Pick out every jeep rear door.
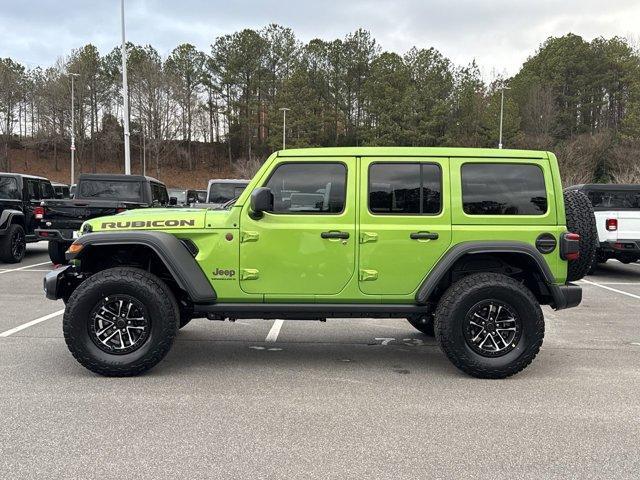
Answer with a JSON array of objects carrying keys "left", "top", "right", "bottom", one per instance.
[
  {"left": 358, "top": 157, "right": 452, "bottom": 295},
  {"left": 239, "top": 157, "right": 356, "bottom": 296}
]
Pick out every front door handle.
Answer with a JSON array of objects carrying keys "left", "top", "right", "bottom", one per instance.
[
  {"left": 410, "top": 232, "right": 439, "bottom": 240},
  {"left": 321, "top": 231, "right": 350, "bottom": 240}
]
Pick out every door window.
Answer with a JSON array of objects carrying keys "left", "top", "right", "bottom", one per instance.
[
  {"left": 40, "top": 181, "right": 55, "bottom": 199},
  {"left": 264, "top": 163, "right": 347, "bottom": 214},
  {"left": 25, "top": 179, "right": 40, "bottom": 200},
  {"left": 369, "top": 163, "right": 441, "bottom": 215}
]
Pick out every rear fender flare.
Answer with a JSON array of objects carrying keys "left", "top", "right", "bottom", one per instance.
[
  {"left": 415, "top": 241, "right": 557, "bottom": 305},
  {"left": 71, "top": 231, "right": 216, "bottom": 303},
  {"left": 0, "top": 210, "right": 25, "bottom": 231}
]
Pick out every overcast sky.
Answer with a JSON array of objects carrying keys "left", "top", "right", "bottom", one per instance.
[{"left": 2, "top": 0, "right": 639, "bottom": 77}]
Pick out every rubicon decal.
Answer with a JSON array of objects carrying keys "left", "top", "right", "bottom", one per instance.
[{"left": 100, "top": 219, "right": 196, "bottom": 229}]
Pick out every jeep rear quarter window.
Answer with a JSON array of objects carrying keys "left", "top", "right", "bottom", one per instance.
[
  {"left": 265, "top": 163, "right": 346, "bottom": 213},
  {"left": 461, "top": 163, "right": 547, "bottom": 215},
  {"left": 0, "top": 177, "right": 19, "bottom": 200},
  {"left": 369, "top": 163, "right": 441, "bottom": 214}
]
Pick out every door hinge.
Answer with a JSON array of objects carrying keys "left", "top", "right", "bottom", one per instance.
[
  {"left": 240, "top": 269, "right": 259, "bottom": 280},
  {"left": 241, "top": 231, "right": 259, "bottom": 243},
  {"left": 360, "top": 232, "right": 378, "bottom": 244},
  {"left": 359, "top": 269, "right": 378, "bottom": 281}
]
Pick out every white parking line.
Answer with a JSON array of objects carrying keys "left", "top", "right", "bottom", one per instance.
[
  {"left": 581, "top": 279, "right": 640, "bottom": 300},
  {"left": 0, "top": 309, "right": 65, "bottom": 337},
  {"left": 265, "top": 319, "right": 284, "bottom": 342},
  {"left": 0, "top": 261, "right": 51, "bottom": 275}
]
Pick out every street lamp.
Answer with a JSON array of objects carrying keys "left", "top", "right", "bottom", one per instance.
[
  {"left": 498, "top": 85, "right": 511, "bottom": 149},
  {"left": 69, "top": 73, "right": 80, "bottom": 185},
  {"left": 279, "top": 107, "right": 290, "bottom": 150},
  {"left": 121, "top": 0, "right": 131, "bottom": 174}
]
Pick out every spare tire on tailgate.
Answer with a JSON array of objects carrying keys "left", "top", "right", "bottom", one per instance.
[{"left": 563, "top": 190, "right": 597, "bottom": 281}]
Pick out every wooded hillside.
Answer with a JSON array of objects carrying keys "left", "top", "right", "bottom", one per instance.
[{"left": 1, "top": 26, "right": 639, "bottom": 187}]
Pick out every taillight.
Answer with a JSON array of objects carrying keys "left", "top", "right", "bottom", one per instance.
[
  {"left": 561, "top": 232, "right": 580, "bottom": 261},
  {"left": 34, "top": 206, "right": 45, "bottom": 220},
  {"left": 606, "top": 218, "right": 618, "bottom": 231}
]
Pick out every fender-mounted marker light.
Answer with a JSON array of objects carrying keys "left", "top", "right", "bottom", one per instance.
[{"left": 67, "top": 243, "right": 84, "bottom": 255}]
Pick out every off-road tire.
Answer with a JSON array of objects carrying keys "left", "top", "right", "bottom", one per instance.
[
  {"left": 63, "top": 267, "right": 179, "bottom": 376},
  {"left": 434, "top": 273, "right": 545, "bottom": 379},
  {"left": 48, "top": 240, "right": 70, "bottom": 265},
  {"left": 407, "top": 314, "right": 435, "bottom": 337},
  {"left": 564, "top": 190, "right": 597, "bottom": 281},
  {"left": 0, "top": 224, "right": 26, "bottom": 263}
]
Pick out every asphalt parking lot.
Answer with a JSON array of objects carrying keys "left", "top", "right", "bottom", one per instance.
[{"left": 1, "top": 243, "right": 639, "bottom": 479}]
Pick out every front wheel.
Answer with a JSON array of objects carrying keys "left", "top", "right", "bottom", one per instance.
[
  {"left": 434, "top": 273, "right": 544, "bottom": 379},
  {"left": 63, "top": 267, "right": 179, "bottom": 376}
]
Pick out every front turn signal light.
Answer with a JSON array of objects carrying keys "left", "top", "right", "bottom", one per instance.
[{"left": 67, "top": 243, "right": 84, "bottom": 255}]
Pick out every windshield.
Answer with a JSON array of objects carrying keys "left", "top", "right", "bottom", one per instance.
[
  {"left": 587, "top": 190, "right": 640, "bottom": 210},
  {"left": 208, "top": 183, "right": 247, "bottom": 203},
  {"left": 78, "top": 180, "right": 142, "bottom": 201}
]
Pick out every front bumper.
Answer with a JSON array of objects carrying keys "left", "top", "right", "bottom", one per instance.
[
  {"left": 43, "top": 265, "right": 72, "bottom": 300},
  {"left": 550, "top": 283, "right": 582, "bottom": 310}
]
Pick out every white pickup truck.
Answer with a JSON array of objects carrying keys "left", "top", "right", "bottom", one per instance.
[{"left": 567, "top": 184, "right": 640, "bottom": 269}]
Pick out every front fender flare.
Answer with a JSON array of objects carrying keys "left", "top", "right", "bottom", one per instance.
[{"left": 71, "top": 231, "right": 217, "bottom": 303}]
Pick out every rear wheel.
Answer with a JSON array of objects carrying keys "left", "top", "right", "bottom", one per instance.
[
  {"left": 434, "top": 273, "right": 544, "bottom": 379},
  {"left": 48, "top": 241, "right": 70, "bottom": 265},
  {"left": 564, "top": 190, "right": 597, "bottom": 281},
  {"left": 63, "top": 267, "right": 179, "bottom": 376},
  {"left": 0, "top": 224, "right": 26, "bottom": 263}
]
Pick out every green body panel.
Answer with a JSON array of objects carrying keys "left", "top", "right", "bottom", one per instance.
[{"left": 81, "top": 147, "right": 570, "bottom": 303}]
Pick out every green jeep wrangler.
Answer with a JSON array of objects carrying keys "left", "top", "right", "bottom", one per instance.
[{"left": 44, "top": 147, "right": 596, "bottom": 378}]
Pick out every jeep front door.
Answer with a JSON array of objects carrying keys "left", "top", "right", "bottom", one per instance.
[
  {"left": 239, "top": 158, "right": 356, "bottom": 297},
  {"left": 358, "top": 158, "right": 452, "bottom": 295}
]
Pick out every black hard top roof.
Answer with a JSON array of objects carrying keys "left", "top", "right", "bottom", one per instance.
[
  {"left": 568, "top": 183, "right": 640, "bottom": 192},
  {"left": 0, "top": 172, "right": 50, "bottom": 181},
  {"left": 78, "top": 173, "right": 163, "bottom": 184}
]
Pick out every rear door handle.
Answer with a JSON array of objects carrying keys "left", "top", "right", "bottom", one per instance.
[
  {"left": 321, "top": 231, "right": 350, "bottom": 239},
  {"left": 410, "top": 232, "right": 439, "bottom": 240}
]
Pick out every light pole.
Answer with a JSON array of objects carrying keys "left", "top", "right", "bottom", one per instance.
[
  {"left": 498, "top": 85, "right": 511, "bottom": 149},
  {"left": 121, "top": 0, "right": 131, "bottom": 174},
  {"left": 69, "top": 73, "right": 80, "bottom": 185},
  {"left": 279, "top": 107, "right": 290, "bottom": 150}
]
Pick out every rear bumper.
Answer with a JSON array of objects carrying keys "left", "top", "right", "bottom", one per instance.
[
  {"left": 35, "top": 229, "right": 75, "bottom": 242},
  {"left": 549, "top": 283, "right": 582, "bottom": 310},
  {"left": 600, "top": 240, "right": 640, "bottom": 254}
]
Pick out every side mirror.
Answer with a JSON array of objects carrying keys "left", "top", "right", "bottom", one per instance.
[
  {"left": 249, "top": 187, "right": 274, "bottom": 219},
  {"left": 169, "top": 196, "right": 178, "bottom": 206}
]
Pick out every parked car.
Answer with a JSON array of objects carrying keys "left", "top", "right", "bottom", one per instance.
[
  {"left": 206, "top": 179, "right": 249, "bottom": 208},
  {"left": 567, "top": 184, "right": 640, "bottom": 268},
  {"left": 36, "top": 173, "right": 170, "bottom": 264},
  {"left": 52, "top": 182, "right": 71, "bottom": 199},
  {"left": 195, "top": 189, "right": 207, "bottom": 204},
  {"left": 0, "top": 173, "right": 55, "bottom": 263},
  {"left": 45, "top": 147, "right": 595, "bottom": 378}
]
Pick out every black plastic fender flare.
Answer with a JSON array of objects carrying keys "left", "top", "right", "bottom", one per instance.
[
  {"left": 415, "top": 241, "right": 557, "bottom": 305},
  {"left": 0, "top": 209, "right": 25, "bottom": 232},
  {"left": 70, "top": 231, "right": 217, "bottom": 303}
]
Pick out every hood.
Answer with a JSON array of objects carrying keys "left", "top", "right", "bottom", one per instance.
[{"left": 81, "top": 207, "right": 209, "bottom": 234}]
